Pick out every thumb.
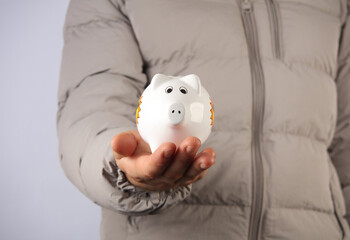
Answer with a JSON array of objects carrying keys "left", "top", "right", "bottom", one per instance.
[{"left": 111, "top": 132, "right": 138, "bottom": 159}]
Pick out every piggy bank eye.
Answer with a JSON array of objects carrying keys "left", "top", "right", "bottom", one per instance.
[
  {"left": 179, "top": 86, "right": 188, "bottom": 94},
  {"left": 165, "top": 86, "right": 173, "bottom": 93}
]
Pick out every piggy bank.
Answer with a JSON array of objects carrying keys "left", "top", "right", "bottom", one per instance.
[{"left": 136, "top": 73, "right": 214, "bottom": 153}]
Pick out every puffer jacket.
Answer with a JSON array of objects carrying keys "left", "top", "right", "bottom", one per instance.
[{"left": 57, "top": 0, "right": 350, "bottom": 239}]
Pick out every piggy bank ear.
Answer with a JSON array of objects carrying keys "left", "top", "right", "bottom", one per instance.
[
  {"left": 150, "top": 73, "right": 169, "bottom": 90},
  {"left": 181, "top": 74, "right": 202, "bottom": 95}
]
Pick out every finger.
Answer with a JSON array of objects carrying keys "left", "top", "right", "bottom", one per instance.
[
  {"left": 182, "top": 148, "right": 216, "bottom": 181},
  {"left": 192, "top": 170, "right": 207, "bottom": 183},
  {"left": 137, "top": 142, "right": 176, "bottom": 180},
  {"left": 177, "top": 170, "right": 208, "bottom": 187},
  {"left": 111, "top": 132, "right": 138, "bottom": 159},
  {"left": 162, "top": 136, "right": 201, "bottom": 182},
  {"left": 117, "top": 142, "right": 176, "bottom": 180}
]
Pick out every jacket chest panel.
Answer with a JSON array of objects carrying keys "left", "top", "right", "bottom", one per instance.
[
  {"left": 251, "top": 0, "right": 343, "bottom": 78},
  {"left": 262, "top": 61, "right": 337, "bottom": 147},
  {"left": 125, "top": 0, "right": 343, "bottom": 77},
  {"left": 125, "top": 0, "right": 342, "bottom": 140},
  {"left": 125, "top": 0, "right": 248, "bottom": 67},
  {"left": 276, "top": 1, "right": 342, "bottom": 78}
]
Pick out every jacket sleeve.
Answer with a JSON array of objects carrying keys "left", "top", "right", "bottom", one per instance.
[
  {"left": 57, "top": 0, "right": 190, "bottom": 216},
  {"left": 328, "top": 0, "right": 350, "bottom": 226}
]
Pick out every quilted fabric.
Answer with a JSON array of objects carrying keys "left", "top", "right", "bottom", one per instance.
[{"left": 57, "top": 0, "right": 350, "bottom": 239}]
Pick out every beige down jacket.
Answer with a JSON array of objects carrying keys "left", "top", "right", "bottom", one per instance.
[{"left": 57, "top": 0, "right": 350, "bottom": 239}]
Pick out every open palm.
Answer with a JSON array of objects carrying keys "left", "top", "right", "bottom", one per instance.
[{"left": 111, "top": 129, "right": 216, "bottom": 191}]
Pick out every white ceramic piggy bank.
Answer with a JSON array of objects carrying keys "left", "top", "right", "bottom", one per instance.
[{"left": 136, "top": 73, "right": 214, "bottom": 153}]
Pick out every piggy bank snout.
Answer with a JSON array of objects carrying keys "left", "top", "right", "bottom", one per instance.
[{"left": 168, "top": 103, "right": 185, "bottom": 125}]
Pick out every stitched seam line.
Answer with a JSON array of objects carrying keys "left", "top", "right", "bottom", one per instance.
[
  {"left": 264, "top": 129, "right": 327, "bottom": 146},
  {"left": 181, "top": 203, "right": 334, "bottom": 215},
  {"left": 279, "top": 1, "right": 341, "bottom": 19},
  {"left": 181, "top": 202, "right": 248, "bottom": 208},
  {"left": 159, "top": 54, "right": 334, "bottom": 80},
  {"left": 269, "top": 206, "right": 334, "bottom": 215},
  {"left": 65, "top": 18, "right": 123, "bottom": 33},
  {"left": 283, "top": 60, "right": 335, "bottom": 79},
  {"left": 253, "top": 55, "right": 334, "bottom": 80},
  {"left": 63, "top": 18, "right": 128, "bottom": 43}
]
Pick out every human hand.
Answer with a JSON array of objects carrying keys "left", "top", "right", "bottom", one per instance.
[{"left": 111, "top": 129, "right": 216, "bottom": 191}]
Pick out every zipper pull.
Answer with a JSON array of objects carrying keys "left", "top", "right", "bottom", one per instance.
[{"left": 242, "top": 0, "right": 252, "bottom": 13}]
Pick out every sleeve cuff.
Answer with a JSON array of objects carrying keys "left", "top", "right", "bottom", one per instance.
[{"left": 112, "top": 168, "right": 191, "bottom": 215}]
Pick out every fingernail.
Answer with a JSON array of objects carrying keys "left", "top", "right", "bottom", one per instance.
[
  {"left": 200, "top": 163, "right": 207, "bottom": 169},
  {"left": 164, "top": 149, "right": 174, "bottom": 159},
  {"left": 186, "top": 146, "right": 194, "bottom": 154}
]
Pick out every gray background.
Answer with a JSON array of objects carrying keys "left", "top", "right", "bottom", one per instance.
[{"left": 0, "top": 0, "right": 101, "bottom": 239}]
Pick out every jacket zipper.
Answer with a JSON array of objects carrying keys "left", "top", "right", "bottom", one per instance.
[
  {"left": 240, "top": 1, "right": 266, "bottom": 240},
  {"left": 265, "top": 0, "right": 282, "bottom": 59}
]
